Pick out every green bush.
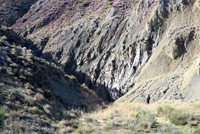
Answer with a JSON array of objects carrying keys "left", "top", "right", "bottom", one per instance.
[
  {"left": 157, "top": 104, "right": 174, "bottom": 117},
  {"left": 13, "top": 7, "right": 19, "bottom": 11},
  {"left": 169, "top": 111, "right": 191, "bottom": 125},
  {"left": 195, "top": 127, "right": 200, "bottom": 134},
  {"left": 158, "top": 125, "right": 178, "bottom": 134},
  {"left": 104, "top": 5, "right": 112, "bottom": 9},
  {"left": 88, "top": 15, "right": 95, "bottom": 19},
  {"left": 104, "top": 121, "right": 114, "bottom": 131},
  {"left": 1, "top": 36, "right": 7, "bottom": 40},
  {"left": 136, "top": 110, "right": 156, "bottom": 129},
  {"left": 108, "top": 2, "right": 113, "bottom": 5},
  {"left": 75, "top": 126, "right": 95, "bottom": 133},
  {"left": 157, "top": 104, "right": 191, "bottom": 126},
  {"left": 65, "top": 74, "right": 77, "bottom": 82},
  {"left": 0, "top": 109, "right": 5, "bottom": 129},
  {"left": 127, "top": 121, "right": 135, "bottom": 131}
]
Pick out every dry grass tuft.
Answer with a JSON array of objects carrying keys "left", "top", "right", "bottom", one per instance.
[{"left": 74, "top": 102, "right": 200, "bottom": 134}]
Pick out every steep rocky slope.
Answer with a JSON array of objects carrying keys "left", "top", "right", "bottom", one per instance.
[
  {"left": 0, "top": 0, "right": 38, "bottom": 26},
  {"left": 118, "top": 0, "right": 200, "bottom": 103},
  {"left": 0, "top": 29, "right": 101, "bottom": 133},
  {"left": 7, "top": 0, "right": 200, "bottom": 103},
  {"left": 13, "top": 0, "right": 158, "bottom": 101},
  {"left": 2, "top": 0, "right": 200, "bottom": 133}
]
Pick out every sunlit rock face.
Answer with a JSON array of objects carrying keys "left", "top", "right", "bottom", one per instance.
[{"left": 11, "top": 0, "right": 200, "bottom": 102}]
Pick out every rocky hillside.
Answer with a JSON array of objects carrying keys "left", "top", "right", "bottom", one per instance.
[
  {"left": 0, "top": 0, "right": 38, "bottom": 26},
  {"left": 1, "top": 0, "right": 200, "bottom": 103},
  {"left": 0, "top": 28, "right": 101, "bottom": 133},
  {"left": 12, "top": 0, "right": 139, "bottom": 101},
  {"left": 1, "top": 0, "right": 200, "bottom": 133},
  {"left": 118, "top": 0, "right": 200, "bottom": 103},
  {"left": 8, "top": 0, "right": 199, "bottom": 103}
]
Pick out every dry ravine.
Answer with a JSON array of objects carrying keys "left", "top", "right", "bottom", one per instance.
[{"left": 1, "top": 0, "right": 200, "bottom": 133}]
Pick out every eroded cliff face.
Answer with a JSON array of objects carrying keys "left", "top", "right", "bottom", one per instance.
[
  {"left": 11, "top": 0, "right": 200, "bottom": 102},
  {"left": 118, "top": 0, "right": 200, "bottom": 103},
  {"left": 12, "top": 0, "right": 161, "bottom": 100}
]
